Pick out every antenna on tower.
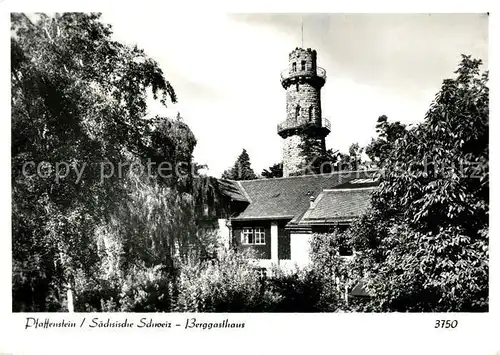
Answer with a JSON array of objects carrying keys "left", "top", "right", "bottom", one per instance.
[{"left": 301, "top": 15, "right": 304, "bottom": 48}]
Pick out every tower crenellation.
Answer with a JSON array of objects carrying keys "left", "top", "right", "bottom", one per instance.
[{"left": 278, "top": 47, "right": 330, "bottom": 177}]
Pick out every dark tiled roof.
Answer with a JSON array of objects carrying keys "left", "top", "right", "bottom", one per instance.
[
  {"left": 218, "top": 179, "right": 249, "bottom": 202},
  {"left": 333, "top": 177, "right": 379, "bottom": 189},
  {"left": 298, "top": 186, "right": 375, "bottom": 224},
  {"left": 229, "top": 170, "right": 376, "bottom": 220}
]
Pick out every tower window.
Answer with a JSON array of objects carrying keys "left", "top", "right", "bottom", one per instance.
[
  {"left": 301, "top": 60, "right": 306, "bottom": 70},
  {"left": 295, "top": 105, "right": 300, "bottom": 121},
  {"left": 309, "top": 106, "right": 313, "bottom": 121},
  {"left": 292, "top": 62, "right": 296, "bottom": 72},
  {"left": 296, "top": 83, "right": 299, "bottom": 91}
]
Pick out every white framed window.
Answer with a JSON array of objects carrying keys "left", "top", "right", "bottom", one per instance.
[
  {"left": 241, "top": 228, "right": 254, "bottom": 244},
  {"left": 241, "top": 227, "right": 266, "bottom": 245},
  {"left": 254, "top": 228, "right": 266, "bottom": 245}
]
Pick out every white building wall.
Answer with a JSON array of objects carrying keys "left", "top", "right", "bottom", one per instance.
[
  {"left": 271, "top": 222, "right": 278, "bottom": 263},
  {"left": 217, "top": 219, "right": 230, "bottom": 249},
  {"left": 290, "top": 232, "right": 313, "bottom": 267}
]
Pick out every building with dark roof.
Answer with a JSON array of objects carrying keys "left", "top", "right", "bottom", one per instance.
[
  {"left": 218, "top": 170, "right": 377, "bottom": 269},
  {"left": 213, "top": 47, "right": 379, "bottom": 272}
]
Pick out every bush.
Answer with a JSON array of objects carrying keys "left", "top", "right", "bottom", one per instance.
[
  {"left": 117, "top": 265, "right": 174, "bottom": 312},
  {"left": 173, "top": 248, "right": 345, "bottom": 312},
  {"left": 309, "top": 231, "right": 363, "bottom": 311},
  {"left": 72, "top": 264, "right": 174, "bottom": 312},
  {"left": 264, "top": 267, "right": 326, "bottom": 312},
  {"left": 173, "top": 249, "right": 265, "bottom": 312}
]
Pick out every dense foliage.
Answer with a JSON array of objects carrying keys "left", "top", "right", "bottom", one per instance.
[
  {"left": 295, "top": 132, "right": 368, "bottom": 175},
  {"left": 174, "top": 248, "right": 338, "bottom": 312},
  {"left": 174, "top": 249, "right": 267, "bottom": 312},
  {"left": 308, "top": 231, "right": 361, "bottom": 311},
  {"left": 11, "top": 13, "right": 215, "bottom": 311},
  {"left": 365, "top": 115, "right": 407, "bottom": 167},
  {"left": 349, "top": 55, "right": 489, "bottom": 311}
]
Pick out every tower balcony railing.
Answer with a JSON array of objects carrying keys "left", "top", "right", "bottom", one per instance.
[
  {"left": 277, "top": 117, "right": 331, "bottom": 134},
  {"left": 280, "top": 67, "right": 327, "bottom": 81}
]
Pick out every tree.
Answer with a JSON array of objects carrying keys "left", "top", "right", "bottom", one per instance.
[
  {"left": 146, "top": 113, "right": 197, "bottom": 190},
  {"left": 221, "top": 149, "right": 257, "bottom": 180},
  {"left": 294, "top": 132, "right": 335, "bottom": 175},
  {"left": 337, "top": 142, "right": 367, "bottom": 171},
  {"left": 350, "top": 55, "right": 489, "bottom": 312},
  {"left": 261, "top": 162, "right": 283, "bottom": 179},
  {"left": 309, "top": 231, "right": 360, "bottom": 311},
  {"left": 11, "top": 13, "right": 203, "bottom": 311},
  {"left": 365, "top": 115, "right": 407, "bottom": 167},
  {"left": 295, "top": 134, "right": 368, "bottom": 174}
]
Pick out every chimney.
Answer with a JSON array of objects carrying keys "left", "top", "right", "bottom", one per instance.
[{"left": 309, "top": 195, "right": 315, "bottom": 207}]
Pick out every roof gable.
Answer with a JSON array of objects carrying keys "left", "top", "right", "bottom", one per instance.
[
  {"left": 298, "top": 186, "right": 375, "bottom": 225},
  {"left": 218, "top": 179, "right": 249, "bottom": 202}
]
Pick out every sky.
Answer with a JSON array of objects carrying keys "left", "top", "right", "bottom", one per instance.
[{"left": 100, "top": 13, "right": 488, "bottom": 177}]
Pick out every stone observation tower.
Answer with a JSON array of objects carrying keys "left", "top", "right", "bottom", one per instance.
[{"left": 278, "top": 47, "right": 330, "bottom": 177}]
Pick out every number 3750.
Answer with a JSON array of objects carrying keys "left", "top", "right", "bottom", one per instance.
[{"left": 435, "top": 320, "right": 458, "bottom": 329}]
